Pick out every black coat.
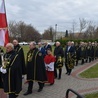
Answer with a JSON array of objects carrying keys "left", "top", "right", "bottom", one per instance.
[
  {"left": 54, "top": 46, "right": 64, "bottom": 58},
  {"left": 87, "top": 46, "right": 94, "bottom": 57},
  {"left": 54, "top": 46, "right": 64, "bottom": 69},
  {"left": 26, "top": 48, "right": 47, "bottom": 82},
  {"left": 94, "top": 46, "right": 98, "bottom": 58},
  {"left": 0, "top": 72, "right": 3, "bottom": 89},
  {"left": 2, "top": 50, "right": 22, "bottom": 95},
  {"left": 65, "top": 46, "right": 75, "bottom": 69},
  {"left": 14, "top": 44, "right": 26, "bottom": 75},
  {"left": 65, "top": 46, "right": 75, "bottom": 58},
  {"left": 0, "top": 47, "right": 3, "bottom": 65},
  {"left": 80, "top": 46, "right": 86, "bottom": 59},
  {"left": 90, "top": 46, "right": 94, "bottom": 57},
  {"left": 75, "top": 46, "right": 81, "bottom": 60},
  {"left": 0, "top": 48, "right": 4, "bottom": 89},
  {"left": 44, "top": 44, "right": 52, "bottom": 54}
]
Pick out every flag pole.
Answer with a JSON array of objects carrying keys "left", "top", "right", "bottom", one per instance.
[
  {"left": 3, "top": 0, "right": 8, "bottom": 27},
  {"left": 0, "top": 0, "right": 9, "bottom": 46},
  {"left": 3, "top": 0, "right": 10, "bottom": 46},
  {"left": 0, "top": 1, "right": 7, "bottom": 97}
]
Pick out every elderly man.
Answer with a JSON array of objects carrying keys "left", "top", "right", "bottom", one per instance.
[
  {"left": 13, "top": 39, "right": 26, "bottom": 75},
  {"left": 0, "top": 43, "right": 22, "bottom": 98},
  {"left": 65, "top": 41, "right": 75, "bottom": 75},
  {"left": 44, "top": 42, "right": 52, "bottom": 54},
  {"left": 54, "top": 41, "right": 64, "bottom": 79},
  {"left": 38, "top": 42, "right": 46, "bottom": 58},
  {"left": 24, "top": 42, "right": 47, "bottom": 96}
]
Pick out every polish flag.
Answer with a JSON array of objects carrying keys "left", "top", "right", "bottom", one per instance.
[{"left": 0, "top": 0, "right": 9, "bottom": 46}]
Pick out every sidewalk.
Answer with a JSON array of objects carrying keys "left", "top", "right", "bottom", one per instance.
[{"left": 18, "top": 60, "right": 98, "bottom": 98}]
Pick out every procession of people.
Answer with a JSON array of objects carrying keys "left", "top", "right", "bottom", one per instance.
[{"left": 0, "top": 40, "right": 98, "bottom": 98}]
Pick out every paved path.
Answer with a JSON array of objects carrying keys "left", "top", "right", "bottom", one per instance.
[{"left": 18, "top": 60, "right": 98, "bottom": 98}]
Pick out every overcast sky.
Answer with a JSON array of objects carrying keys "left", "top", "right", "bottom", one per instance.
[{"left": 4, "top": 0, "right": 98, "bottom": 33}]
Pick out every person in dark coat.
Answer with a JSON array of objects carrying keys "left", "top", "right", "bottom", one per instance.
[
  {"left": 13, "top": 40, "right": 26, "bottom": 75},
  {"left": 75, "top": 42, "right": 81, "bottom": 66},
  {"left": 87, "top": 42, "right": 92, "bottom": 63},
  {"left": 24, "top": 42, "right": 47, "bottom": 96},
  {"left": 0, "top": 43, "right": 22, "bottom": 98},
  {"left": 54, "top": 41, "right": 64, "bottom": 79},
  {"left": 38, "top": 42, "right": 46, "bottom": 58},
  {"left": 44, "top": 42, "right": 52, "bottom": 54},
  {"left": 0, "top": 47, "right": 4, "bottom": 89},
  {"left": 94, "top": 42, "right": 98, "bottom": 59},
  {"left": 80, "top": 42, "right": 86, "bottom": 65},
  {"left": 0, "top": 47, "right": 7, "bottom": 98},
  {"left": 91, "top": 42, "right": 95, "bottom": 61},
  {"left": 85, "top": 42, "right": 88, "bottom": 63},
  {"left": 65, "top": 41, "right": 75, "bottom": 75}
]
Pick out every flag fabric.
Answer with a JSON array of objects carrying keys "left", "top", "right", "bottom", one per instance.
[{"left": 0, "top": 0, "right": 9, "bottom": 46}]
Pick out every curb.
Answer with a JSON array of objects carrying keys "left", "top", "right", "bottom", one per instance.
[
  {"left": 69, "top": 60, "right": 98, "bottom": 97},
  {"left": 72, "top": 60, "right": 98, "bottom": 81}
]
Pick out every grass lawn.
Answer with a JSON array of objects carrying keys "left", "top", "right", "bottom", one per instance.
[
  {"left": 21, "top": 45, "right": 55, "bottom": 59},
  {"left": 1, "top": 45, "right": 55, "bottom": 60},
  {"left": 85, "top": 93, "right": 98, "bottom": 98},
  {"left": 21, "top": 45, "right": 29, "bottom": 59},
  {"left": 1, "top": 45, "right": 29, "bottom": 58},
  {"left": 79, "top": 64, "right": 98, "bottom": 78},
  {"left": 80, "top": 64, "right": 98, "bottom": 97}
]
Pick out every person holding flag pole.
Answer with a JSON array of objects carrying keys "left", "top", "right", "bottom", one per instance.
[{"left": 0, "top": 0, "right": 9, "bottom": 98}]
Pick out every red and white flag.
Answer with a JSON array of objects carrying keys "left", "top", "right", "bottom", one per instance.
[{"left": 0, "top": 0, "right": 9, "bottom": 46}]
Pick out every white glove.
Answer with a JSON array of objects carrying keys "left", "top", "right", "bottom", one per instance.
[{"left": 1, "top": 67, "right": 7, "bottom": 74}]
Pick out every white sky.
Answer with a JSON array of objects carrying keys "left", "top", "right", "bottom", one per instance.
[{"left": 4, "top": 0, "right": 98, "bottom": 33}]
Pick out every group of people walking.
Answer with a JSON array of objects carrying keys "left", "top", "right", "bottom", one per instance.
[{"left": 0, "top": 40, "right": 98, "bottom": 98}]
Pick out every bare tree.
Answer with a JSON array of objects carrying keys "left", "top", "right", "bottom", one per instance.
[
  {"left": 68, "top": 30, "right": 74, "bottom": 40},
  {"left": 42, "top": 27, "right": 55, "bottom": 41},
  {"left": 95, "top": 27, "right": 98, "bottom": 39},
  {"left": 78, "top": 18, "right": 87, "bottom": 39},
  {"left": 72, "top": 20, "right": 77, "bottom": 34},
  {"left": 84, "top": 21, "right": 96, "bottom": 39},
  {"left": 9, "top": 21, "right": 20, "bottom": 38},
  {"left": 8, "top": 21, "right": 41, "bottom": 42},
  {"left": 79, "top": 18, "right": 87, "bottom": 33}
]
